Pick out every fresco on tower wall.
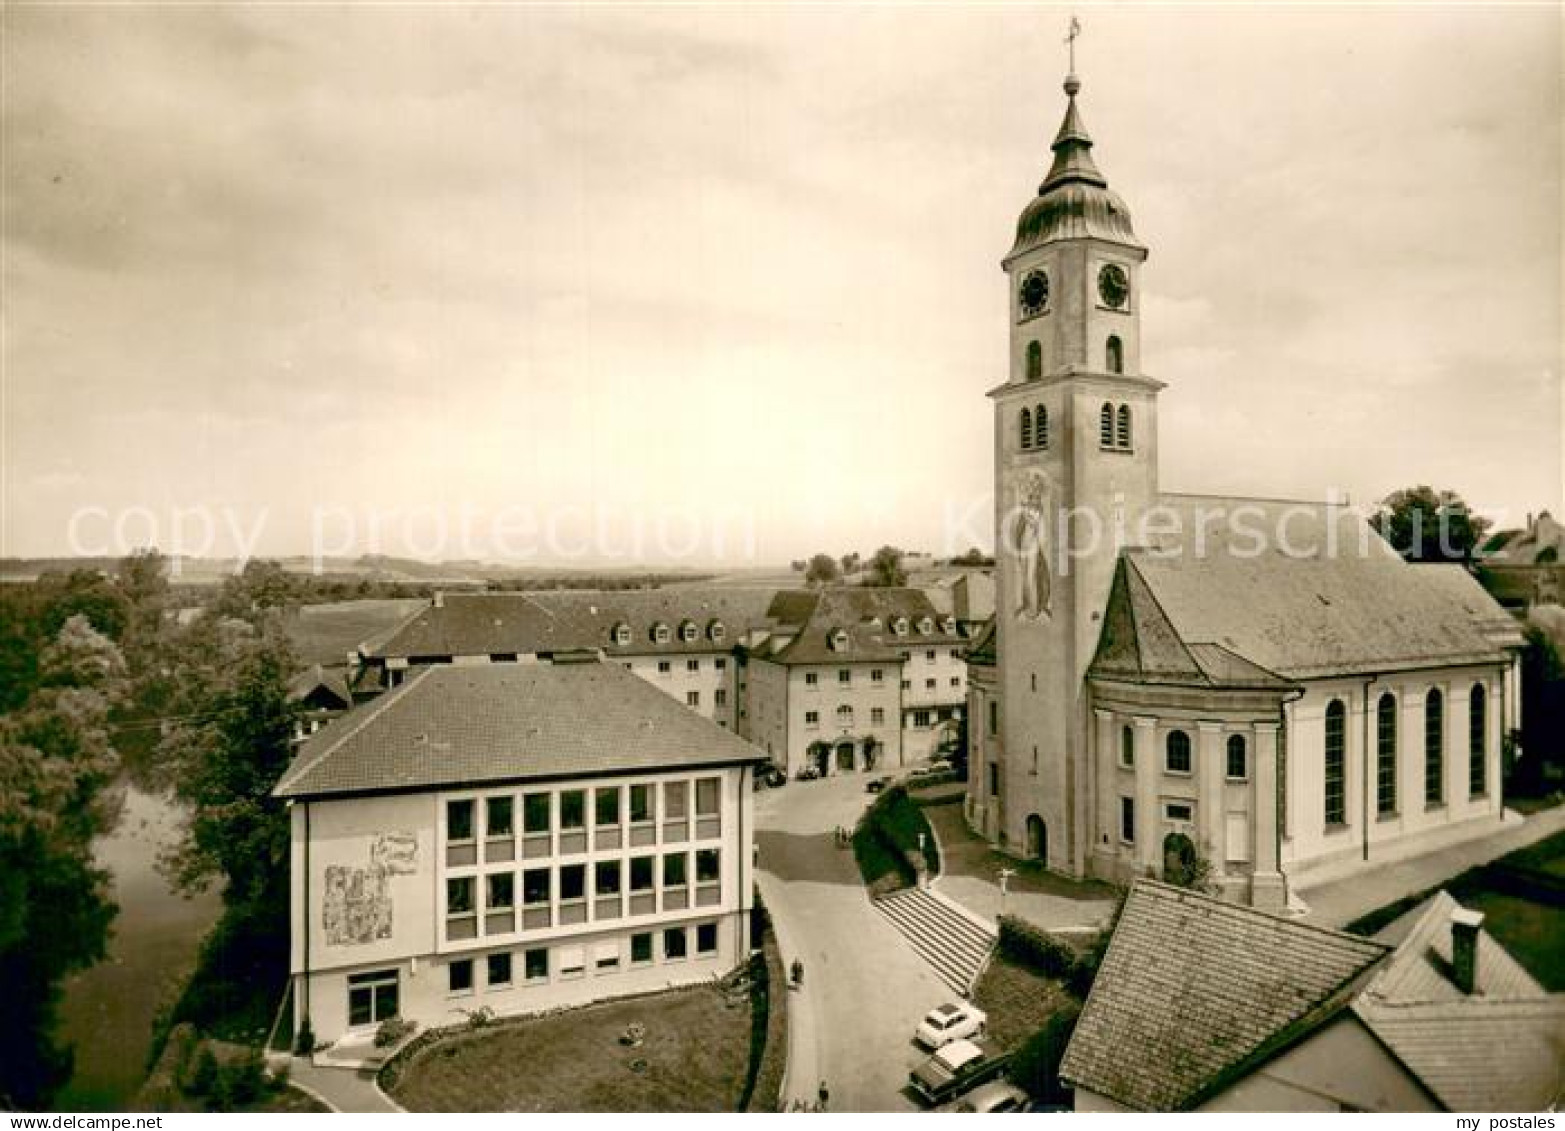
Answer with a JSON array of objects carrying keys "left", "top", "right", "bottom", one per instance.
[
  {"left": 322, "top": 831, "right": 418, "bottom": 946},
  {"left": 1009, "top": 470, "right": 1054, "bottom": 619}
]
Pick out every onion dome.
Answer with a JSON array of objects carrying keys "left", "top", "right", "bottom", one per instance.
[{"left": 1009, "top": 74, "right": 1142, "bottom": 260}]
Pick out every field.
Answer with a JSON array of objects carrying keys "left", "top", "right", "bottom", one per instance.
[{"left": 283, "top": 597, "right": 425, "bottom": 666}]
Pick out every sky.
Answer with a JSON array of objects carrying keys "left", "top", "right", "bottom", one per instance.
[{"left": 3, "top": 2, "right": 1560, "bottom": 567}]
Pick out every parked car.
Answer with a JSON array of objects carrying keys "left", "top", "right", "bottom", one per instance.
[
  {"left": 907, "top": 765, "right": 937, "bottom": 782},
  {"left": 865, "top": 776, "right": 892, "bottom": 794},
  {"left": 915, "top": 1001, "right": 988, "bottom": 1048},
  {"left": 909, "top": 1039, "right": 1008, "bottom": 1106},
  {"left": 755, "top": 764, "right": 788, "bottom": 789},
  {"left": 796, "top": 765, "right": 821, "bottom": 781},
  {"left": 956, "top": 1082, "right": 1030, "bottom": 1113}
]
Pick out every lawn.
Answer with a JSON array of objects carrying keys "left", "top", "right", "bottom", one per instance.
[
  {"left": 1345, "top": 829, "right": 1565, "bottom": 990},
  {"left": 283, "top": 597, "right": 424, "bottom": 666},
  {"left": 971, "top": 954, "right": 1077, "bottom": 1053},
  {"left": 384, "top": 982, "right": 752, "bottom": 1112}
]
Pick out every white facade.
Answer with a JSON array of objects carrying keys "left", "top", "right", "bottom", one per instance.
[{"left": 288, "top": 763, "right": 755, "bottom": 1052}]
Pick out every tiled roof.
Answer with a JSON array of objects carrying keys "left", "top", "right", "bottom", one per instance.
[
  {"left": 1059, "top": 880, "right": 1389, "bottom": 1111},
  {"left": 1352, "top": 892, "right": 1563, "bottom": 1110},
  {"left": 758, "top": 587, "right": 964, "bottom": 666},
  {"left": 1361, "top": 890, "right": 1542, "bottom": 1004},
  {"left": 287, "top": 663, "right": 352, "bottom": 709},
  {"left": 1090, "top": 496, "right": 1516, "bottom": 681},
  {"left": 361, "top": 587, "right": 779, "bottom": 660},
  {"left": 1357, "top": 999, "right": 1565, "bottom": 1111},
  {"left": 1091, "top": 560, "right": 1295, "bottom": 689},
  {"left": 273, "top": 660, "right": 767, "bottom": 800}
]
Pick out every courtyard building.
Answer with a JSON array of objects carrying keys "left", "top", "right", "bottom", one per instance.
[
  {"left": 742, "top": 587, "right": 968, "bottom": 777},
  {"left": 273, "top": 658, "right": 765, "bottom": 1058}
]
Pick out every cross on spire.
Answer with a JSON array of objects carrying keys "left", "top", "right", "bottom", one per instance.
[{"left": 1065, "top": 14, "right": 1082, "bottom": 76}]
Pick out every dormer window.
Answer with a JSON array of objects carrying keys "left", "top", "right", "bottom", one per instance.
[
  {"left": 612, "top": 623, "right": 632, "bottom": 647},
  {"left": 941, "top": 617, "right": 956, "bottom": 634},
  {"left": 679, "top": 621, "right": 698, "bottom": 644},
  {"left": 708, "top": 620, "right": 726, "bottom": 644},
  {"left": 829, "top": 628, "right": 849, "bottom": 652},
  {"left": 893, "top": 617, "right": 909, "bottom": 636},
  {"left": 652, "top": 622, "right": 672, "bottom": 645},
  {"left": 917, "top": 616, "right": 934, "bottom": 635}
]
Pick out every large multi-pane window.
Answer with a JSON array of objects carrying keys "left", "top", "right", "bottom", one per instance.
[
  {"left": 446, "top": 876, "right": 476, "bottom": 940},
  {"left": 1469, "top": 684, "right": 1487, "bottom": 796},
  {"left": 1377, "top": 693, "right": 1398, "bottom": 816},
  {"left": 1165, "top": 730, "right": 1192, "bottom": 774},
  {"left": 448, "top": 799, "right": 475, "bottom": 842},
  {"left": 1425, "top": 689, "right": 1445, "bottom": 806},
  {"left": 1324, "top": 699, "right": 1346, "bottom": 826}
]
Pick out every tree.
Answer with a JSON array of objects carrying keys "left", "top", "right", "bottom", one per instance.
[
  {"left": 805, "top": 554, "right": 840, "bottom": 585},
  {"left": 1371, "top": 486, "right": 1491, "bottom": 563},
  {"left": 0, "top": 616, "right": 125, "bottom": 1109},
  {"left": 212, "top": 559, "right": 299, "bottom": 625},
  {"left": 839, "top": 552, "right": 861, "bottom": 576},
  {"left": 160, "top": 619, "right": 299, "bottom": 912},
  {"left": 950, "top": 547, "right": 994, "bottom": 567},
  {"left": 866, "top": 546, "right": 906, "bottom": 588}
]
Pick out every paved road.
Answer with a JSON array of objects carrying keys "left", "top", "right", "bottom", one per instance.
[{"left": 754, "top": 774, "right": 953, "bottom": 1113}]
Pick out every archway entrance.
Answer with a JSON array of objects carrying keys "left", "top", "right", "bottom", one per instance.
[
  {"left": 1026, "top": 814, "right": 1047, "bottom": 866},
  {"left": 835, "top": 741, "right": 856, "bottom": 772},
  {"left": 1163, "top": 832, "right": 1198, "bottom": 885}
]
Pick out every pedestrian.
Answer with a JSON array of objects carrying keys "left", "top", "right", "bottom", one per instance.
[
  {"left": 791, "top": 958, "right": 804, "bottom": 987},
  {"left": 818, "top": 1079, "right": 829, "bottom": 1110}
]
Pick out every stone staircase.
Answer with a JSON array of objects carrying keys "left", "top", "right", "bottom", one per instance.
[{"left": 875, "top": 885, "right": 997, "bottom": 994}]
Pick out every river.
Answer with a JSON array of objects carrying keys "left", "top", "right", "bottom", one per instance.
[{"left": 51, "top": 783, "right": 222, "bottom": 1111}]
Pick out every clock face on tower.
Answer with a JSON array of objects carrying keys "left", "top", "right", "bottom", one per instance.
[
  {"left": 1098, "top": 263, "right": 1130, "bottom": 310},
  {"left": 1018, "top": 270, "right": 1049, "bottom": 320}
]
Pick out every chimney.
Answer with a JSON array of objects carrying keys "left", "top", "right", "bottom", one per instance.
[{"left": 1451, "top": 907, "right": 1484, "bottom": 995}]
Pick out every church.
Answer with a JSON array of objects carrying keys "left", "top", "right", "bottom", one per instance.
[{"left": 963, "top": 68, "right": 1524, "bottom": 909}]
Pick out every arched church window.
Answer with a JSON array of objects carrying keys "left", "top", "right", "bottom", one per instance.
[
  {"left": 1099, "top": 403, "right": 1115, "bottom": 449},
  {"left": 1019, "top": 407, "right": 1033, "bottom": 450},
  {"left": 1106, "top": 335, "right": 1123, "bottom": 374},
  {"left": 1226, "top": 735, "right": 1247, "bottom": 780},
  {"left": 1377, "top": 693, "right": 1398, "bottom": 815},
  {"left": 1026, "top": 341, "right": 1042, "bottom": 381},
  {"left": 1425, "top": 689, "right": 1444, "bottom": 806},
  {"left": 1116, "top": 404, "right": 1133, "bottom": 450},
  {"left": 1325, "top": 699, "right": 1346, "bottom": 826},
  {"left": 1035, "top": 405, "right": 1049, "bottom": 450},
  {"left": 1469, "top": 684, "right": 1487, "bottom": 796},
  {"left": 1165, "top": 730, "right": 1191, "bottom": 774}
]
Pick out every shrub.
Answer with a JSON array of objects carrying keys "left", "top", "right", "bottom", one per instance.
[
  {"left": 462, "top": 1006, "right": 496, "bottom": 1031},
  {"left": 997, "top": 915, "right": 1079, "bottom": 979},
  {"left": 1009, "top": 1005, "right": 1080, "bottom": 1105},
  {"left": 374, "top": 1016, "right": 417, "bottom": 1048}
]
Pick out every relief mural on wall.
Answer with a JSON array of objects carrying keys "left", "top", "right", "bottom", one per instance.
[{"left": 323, "top": 831, "right": 418, "bottom": 947}]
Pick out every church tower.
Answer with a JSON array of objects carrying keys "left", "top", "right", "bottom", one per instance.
[{"left": 984, "top": 66, "right": 1163, "bottom": 876}]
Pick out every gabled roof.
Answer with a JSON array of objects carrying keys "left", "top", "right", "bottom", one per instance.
[
  {"left": 361, "top": 587, "right": 779, "bottom": 661},
  {"left": 1088, "top": 496, "right": 1516, "bottom": 683},
  {"left": 1060, "top": 881, "right": 1389, "bottom": 1111},
  {"left": 274, "top": 660, "right": 767, "bottom": 800},
  {"left": 287, "top": 663, "right": 352, "bottom": 710},
  {"left": 1352, "top": 892, "right": 1565, "bottom": 1112},
  {"left": 755, "top": 587, "right": 963, "bottom": 666}
]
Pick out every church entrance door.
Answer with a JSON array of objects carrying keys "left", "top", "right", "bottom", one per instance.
[
  {"left": 835, "top": 741, "right": 856, "bottom": 772},
  {"left": 1026, "top": 814, "right": 1047, "bottom": 866},
  {"left": 1163, "top": 833, "right": 1198, "bottom": 885}
]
